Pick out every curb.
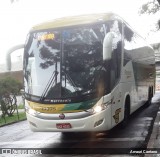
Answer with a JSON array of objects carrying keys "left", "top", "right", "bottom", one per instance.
[
  {"left": 0, "top": 118, "right": 27, "bottom": 128},
  {"left": 0, "top": 109, "right": 26, "bottom": 127},
  {"left": 144, "top": 108, "right": 160, "bottom": 157},
  {"left": 147, "top": 109, "right": 160, "bottom": 148}
]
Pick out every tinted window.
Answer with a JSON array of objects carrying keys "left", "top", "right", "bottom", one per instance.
[
  {"left": 24, "top": 24, "right": 112, "bottom": 102},
  {"left": 109, "top": 20, "right": 122, "bottom": 89}
]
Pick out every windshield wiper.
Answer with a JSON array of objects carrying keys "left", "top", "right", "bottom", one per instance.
[
  {"left": 40, "top": 70, "right": 58, "bottom": 101},
  {"left": 62, "top": 71, "right": 80, "bottom": 96}
]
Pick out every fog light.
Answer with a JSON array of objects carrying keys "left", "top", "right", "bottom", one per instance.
[
  {"left": 94, "top": 119, "right": 103, "bottom": 127},
  {"left": 29, "top": 121, "right": 37, "bottom": 127}
]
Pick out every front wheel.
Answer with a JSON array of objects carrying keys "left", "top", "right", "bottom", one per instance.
[{"left": 120, "top": 98, "right": 130, "bottom": 128}]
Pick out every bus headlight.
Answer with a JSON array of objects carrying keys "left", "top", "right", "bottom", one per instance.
[
  {"left": 28, "top": 108, "right": 37, "bottom": 115},
  {"left": 88, "top": 98, "right": 111, "bottom": 114},
  {"left": 92, "top": 103, "right": 107, "bottom": 114},
  {"left": 25, "top": 100, "right": 40, "bottom": 116},
  {"left": 26, "top": 107, "right": 40, "bottom": 116},
  {"left": 26, "top": 107, "right": 35, "bottom": 115},
  {"left": 93, "top": 105, "right": 103, "bottom": 113}
]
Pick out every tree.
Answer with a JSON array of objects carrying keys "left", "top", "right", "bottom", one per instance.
[
  {"left": 139, "top": 0, "right": 160, "bottom": 28},
  {"left": 139, "top": 0, "right": 160, "bottom": 14},
  {"left": 0, "top": 77, "right": 22, "bottom": 117}
]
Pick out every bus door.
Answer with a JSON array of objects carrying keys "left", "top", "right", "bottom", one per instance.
[
  {"left": 108, "top": 20, "right": 123, "bottom": 127},
  {"left": 111, "top": 84, "right": 123, "bottom": 127}
]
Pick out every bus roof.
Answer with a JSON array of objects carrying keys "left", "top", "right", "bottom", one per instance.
[{"left": 31, "top": 13, "right": 121, "bottom": 31}]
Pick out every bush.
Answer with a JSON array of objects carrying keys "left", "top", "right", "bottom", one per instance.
[{"left": 0, "top": 77, "right": 22, "bottom": 117}]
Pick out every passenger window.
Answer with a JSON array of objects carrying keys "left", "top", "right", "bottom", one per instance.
[
  {"left": 123, "top": 25, "right": 133, "bottom": 66},
  {"left": 123, "top": 24, "right": 147, "bottom": 66}
]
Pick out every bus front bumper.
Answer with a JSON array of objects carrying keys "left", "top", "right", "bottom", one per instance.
[{"left": 26, "top": 108, "right": 112, "bottom": 132}]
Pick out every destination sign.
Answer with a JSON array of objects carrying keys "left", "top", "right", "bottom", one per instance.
[{"left": 37, "top": 33, "right": 55, "bottom": 41}]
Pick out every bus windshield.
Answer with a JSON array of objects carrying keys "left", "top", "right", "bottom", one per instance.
[{"left": 24, "top": 23, "right": 111, "bottom": 103}]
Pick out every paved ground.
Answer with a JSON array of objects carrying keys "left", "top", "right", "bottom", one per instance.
[
  {"left": 1, "top": 93, "right": 160, "bottom": 157},
  {"left": 144, "top": 92, "right": 160, "bottom": 157}
]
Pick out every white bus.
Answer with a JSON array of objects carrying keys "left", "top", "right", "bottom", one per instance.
[{"left": 23, "top": 13, "right": 155, "bottom": 132}]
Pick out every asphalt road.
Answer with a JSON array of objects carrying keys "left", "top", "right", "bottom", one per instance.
[{"left": 1, "top": 92, "right": 160, "bottom": 157}]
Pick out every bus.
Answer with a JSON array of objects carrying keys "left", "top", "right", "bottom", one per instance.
[{"left": 23, "top": 13, "right": 155, "bottom": 132}]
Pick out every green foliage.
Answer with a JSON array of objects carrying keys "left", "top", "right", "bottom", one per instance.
[
  {"left": 0, "top": 112, "right": 26, "bottom": 126},
  {"left": 139, "top": 0, "right": 160, "bottom": 34},
  {"left": 0, "top": 77, "right": 23, "bottom": 117},
  {"left": 0, "top": 77, "right": 22, "bottom": 96}
]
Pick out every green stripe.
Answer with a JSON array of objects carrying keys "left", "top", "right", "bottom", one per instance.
[{"left": 62, "top": 99, "right": 98, "bottom": 111}]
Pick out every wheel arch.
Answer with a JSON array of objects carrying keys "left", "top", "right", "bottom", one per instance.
[{"left": 123, "top": 93, "right": 131, "bottom": 118}]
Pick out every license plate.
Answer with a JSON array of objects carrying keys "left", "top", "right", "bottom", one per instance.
[{"left": 56, "top": 123, "right": 72, "bottom": 129}]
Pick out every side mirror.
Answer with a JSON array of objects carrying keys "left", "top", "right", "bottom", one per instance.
[
  {"left": 6, "top": 44, "right": 24, "bottom": 71},
  {"left": 103, "top": 32, "right": 115, "bottom": 61}
]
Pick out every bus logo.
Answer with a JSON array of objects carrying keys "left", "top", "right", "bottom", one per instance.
[
  {"left": 59, "top": 113, "right": 65, "bottom": 119},
  {"left": 2, "top": 149, "right": 11, "bottom": 154}
]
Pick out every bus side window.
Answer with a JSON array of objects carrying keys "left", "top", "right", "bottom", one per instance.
[{"left": 123, "top": 24, "right": 134, "bottom": 66}]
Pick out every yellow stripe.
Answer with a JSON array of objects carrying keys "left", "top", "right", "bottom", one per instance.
[{"left": 28, "top": 101, "right": 82, "bottom": 113}]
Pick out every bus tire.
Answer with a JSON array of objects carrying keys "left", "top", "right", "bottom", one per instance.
[
  {"left": 120, "top": 96, "right": 130, "bottom": 128},
  {"left": 145, "top": 87, "right": 152, "bottom": 107},
  {"left": 61, "top": 132, "right": 74, "bottom": 138}
]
